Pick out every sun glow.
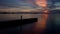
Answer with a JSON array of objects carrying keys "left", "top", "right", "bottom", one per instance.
[
  {"left": 34, "top": 0, "right": 48, "bottom": 33},
  {"left": 35, "top": 0, "right": 47, "bottom": 7}
]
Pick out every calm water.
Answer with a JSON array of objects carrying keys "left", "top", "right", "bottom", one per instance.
[{"left": 0, "top": 10, "right": 60, "bottom": 34}]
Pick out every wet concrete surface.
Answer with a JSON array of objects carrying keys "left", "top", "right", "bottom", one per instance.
[
  {"left": 0, "top": 18, "right": 37, "bottom": 34},
  {"left": 0, "top": 23, "right": 35, "bottom": 34}
]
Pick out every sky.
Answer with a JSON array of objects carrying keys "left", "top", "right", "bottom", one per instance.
[
  {"left": 0, "top": 0, "right": 36, "bottom": 8},
  {"left": 0, "top": 0, "right": 60, "bottom": 32},
  {"left": 0, "top": 0, "right": 60, "bottom": 21},
  {"left": 0, "top": 0, "right": 60, "bottom": 8},
  {"left": 0, "top": 0, "right": 60, "bottom": 10},
  {"left": 47, "top": 0, "right": 60, "bottom": 6}
]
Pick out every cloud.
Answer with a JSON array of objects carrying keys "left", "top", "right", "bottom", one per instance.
[{"left": 0, "top": 0, "right": 38, "bottom": 10}]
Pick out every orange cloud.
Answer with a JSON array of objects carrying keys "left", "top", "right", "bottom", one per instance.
[{"left": 35, "top": 0, "right": 47, "bottom": 7}]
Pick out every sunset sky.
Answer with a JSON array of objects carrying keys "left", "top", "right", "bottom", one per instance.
[
  {"left": 0, "top": 0, "right": 60, "bottom": 7},
  {"left": 0, "top": 0, "right": 60, "bottom": 10},
  {"left": 0, "top": 0, "right": 36, "bottom": 8}
]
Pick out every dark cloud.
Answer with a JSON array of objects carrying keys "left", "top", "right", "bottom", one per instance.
[{"left": 0, "top": 0, "right": 37, "bottom": 8}]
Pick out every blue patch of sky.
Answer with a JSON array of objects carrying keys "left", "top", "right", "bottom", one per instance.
[{"left": 47, "top": 0, "right": 60, "bottom": 6}]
